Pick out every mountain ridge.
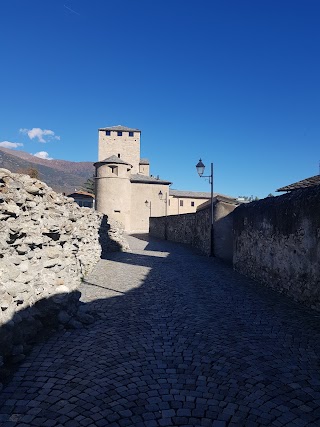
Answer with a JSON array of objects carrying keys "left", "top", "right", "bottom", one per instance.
[{"left": 0, "top": 148, "right": 95, "bottom": 194}]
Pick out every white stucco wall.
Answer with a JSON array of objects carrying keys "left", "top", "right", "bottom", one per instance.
[{"left": 168, "top": 196, "right": 209, "bottom": 215}]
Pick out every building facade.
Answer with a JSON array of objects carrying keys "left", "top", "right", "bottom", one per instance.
[
  {"left": 95, "top": 125, "right": 222, "bottom": 233},
  {"left": 67, "top": 190, "right": 95, "bottom": 208},
  {"left": 168, "top": 190, "right": 211, "bottom": 215}
]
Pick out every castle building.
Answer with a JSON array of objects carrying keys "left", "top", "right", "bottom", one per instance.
[{"left": 94, "top": 125, "right": 212, "bottom": 233}]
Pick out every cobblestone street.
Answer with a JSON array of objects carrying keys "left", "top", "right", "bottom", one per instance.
[{"left": 1, "top": 234, "right": 320, "bottom": 426}]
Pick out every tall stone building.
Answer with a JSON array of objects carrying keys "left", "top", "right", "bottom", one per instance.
[
  {"left": 94, "top": 125, "right": 212, "bottom": 233},
  {"left": 98, "top": 125, "right": 142, "bottom": 174}
]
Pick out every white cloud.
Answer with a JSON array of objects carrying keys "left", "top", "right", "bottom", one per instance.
[
  {"left": 20, "top": 127, "right": 60, "bottom": 143},
  {"left": 34, "top": 151, "right": 53, "bottom": 160},
  {"left": 0, "top": 141, "right": 24, "bottom": 149}
]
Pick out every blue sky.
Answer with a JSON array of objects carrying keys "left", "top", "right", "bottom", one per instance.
[{"left": 1, "top": 0, "right": 320, "bottom": 198}]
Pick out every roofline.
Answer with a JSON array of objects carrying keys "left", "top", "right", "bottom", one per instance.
[
  {"left": 93, "top": 159, "right": 133, "bottom": 167},
  {"left": 67, "top": 192, "right": 95, "bottom": 198},
  {"left": 276, "top": 174, "right": 320, "bottom": 192},
  {"left": 98, "top": 127, "right": 141, "bottom": 132},
  {"left": 130, "top": 178, "right": 172, "bottom": 185},
  {"left": 169, "top": 193, "right": 211, "bottom": 199},
  {"left": 196, "top": 195, "right": 240, "bottom": 211},
  {"left": 276, "top": 185, "right": 319, "bottom": 192}
]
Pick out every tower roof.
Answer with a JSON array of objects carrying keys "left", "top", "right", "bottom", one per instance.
[
  {"left": 99, "top": 125, "right": 141, "bottom": 132},
  {"left": 94, "top": 155, "right": 132, "bottom": 167},
  {"left": 130, "top": 174, "right": 171, "bottom": 185},
  {"left": 139, "top": 158, "right": 150, "bottom": 165}
]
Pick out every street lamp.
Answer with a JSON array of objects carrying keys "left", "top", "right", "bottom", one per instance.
[
  {"left": 196, "top": 159, "right": 214, "bottom": 256},
  {"left": 158, "top": 190, "right": 168, "bottom": 240}
]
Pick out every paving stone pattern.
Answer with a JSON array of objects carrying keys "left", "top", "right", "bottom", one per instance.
[{"left": 1, "top": 234, "right": 320, "bottom": 426}]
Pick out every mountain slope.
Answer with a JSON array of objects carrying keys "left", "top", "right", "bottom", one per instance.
[{"left": 0, "top": 148, "right": 95, "bottom": 194}]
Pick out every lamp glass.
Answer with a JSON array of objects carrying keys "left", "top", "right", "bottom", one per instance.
[
  {"left": 158, "top": 190, "right": 163, "bottom": 200},
  {"left": 196, "top": 159, "right": 205, "bottom": 177}
]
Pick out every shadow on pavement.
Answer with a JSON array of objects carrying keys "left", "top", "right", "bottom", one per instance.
[{"left": 1, "top": 235, "right": 320, "bottom": 426}]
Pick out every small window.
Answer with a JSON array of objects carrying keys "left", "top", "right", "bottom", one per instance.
[
  {"left": 114, "top": 210, "right": 120, "bottom": 213},
  {"left": 118, "top": 153, "right": 120, "bottom": 158},
  {"left": 109, "top": 165, "right": 118, "bottom": 175},
  {"left": 191, "top": 201, "right": 195, "bottom": 207},
  {"left": 77, "top": 200, "right": 92, "bottom": 208},
  {"left": 117, "top": 131, "right": 122, "bottom": 136},
  {"left": 180, "top": 200, "right": 183, "bottom": 207},
  {"left": 106, "top": 130, "right": 111, "bottom": 136},
  {"left": 168, "top": 200, "right": 170, "bottom": 206},
  {"left": 129, "top": 131, "right": 134, "bottom": 137}
]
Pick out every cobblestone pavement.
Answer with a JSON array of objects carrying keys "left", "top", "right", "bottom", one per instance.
[{"left": 1, "top": 234, "right": 320, "bottom": 427}]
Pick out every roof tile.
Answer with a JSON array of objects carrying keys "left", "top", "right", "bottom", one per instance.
[
  {"left": 277, "top": 175, "right": 320, "bottom": 192},
  {"left": 94, "top": 155, "right": 132, "bottom": 166}
]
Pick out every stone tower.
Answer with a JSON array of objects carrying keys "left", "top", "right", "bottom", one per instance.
[
  {"left": 95, "top": 124, "right": 171, "bottom": 233},
  {"left": 94, "top": 155, "right": 132, "bottom": 230},
  {"left": 98, "top": 125, "right": 141, "bottom": 174}
]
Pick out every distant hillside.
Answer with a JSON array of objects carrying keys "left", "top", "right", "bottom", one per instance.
[{"left": 0, "top": 148, "right": 95, "bottom": 194}]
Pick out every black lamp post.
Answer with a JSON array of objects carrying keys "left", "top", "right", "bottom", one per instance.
[
  {"left": 158, "top": 190, "right": 168, "bottom": 240},
  {"left": 196, "top": 159, "right": 214, "bottom": 256}
]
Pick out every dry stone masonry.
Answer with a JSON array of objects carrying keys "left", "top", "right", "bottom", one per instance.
[
  {"left": 0, "top": 168, "right": 129, "bottom": 387},
  {"left": 105, "top": 218, "right": 131, "bottom": 253}
]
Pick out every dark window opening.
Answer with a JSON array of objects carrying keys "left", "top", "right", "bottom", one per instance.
[
  {"left": 109, "top": 165, "right": 118, "bottom": 175},
  {"left": 191, "top": 201, "right": 195, "bottom": 207},
  {"left": 106, "top": 130, "right": 111, "bottom": 136},
  {"left": 117, "top": 131, "right": 122, "bottom": 136},
  {"left": 180, "top": 200, "right": 183, "bottom": 207},
  {"left": 114, "top": 210, "right": 121, "bottom": 213},
  {"left": 129, "top": 131, "right": 134, "bottom": 137},
  {"left": 77, "top": 200, "right": 93, "bottom": 208},
  {"left": 118, "top": 153, "right": 120, "bottom": 158}
]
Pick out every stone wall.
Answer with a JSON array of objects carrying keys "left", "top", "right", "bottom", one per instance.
[
  {"left": 213, "top": 201, "right": 238, "bottom": 262},
  {"left": 233, "top": 186, "right": 320, "bottom": 310},
  {"left": 149, "top": 215, "right": 166, "bottom": 240},
  {"left": 149, "top": 198, "right": 238, "bottom": 262},
  {"left": 0, "top": 168, "right": 129, "bottom": 387},
  {"left": 193, "top": 205, "right": 212, "bottom": 256},
  {"left": 166, "top": 213, "right": 196, "bottom": 246}
]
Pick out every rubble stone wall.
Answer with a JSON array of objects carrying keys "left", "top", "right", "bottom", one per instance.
[
  {"left": 233, "top": 186, "right": 320, "bottom": 310},
  {"left": 0, "top": 169, "right": 129, "bottom": 386}
]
